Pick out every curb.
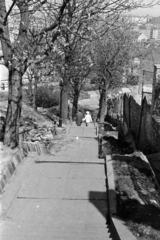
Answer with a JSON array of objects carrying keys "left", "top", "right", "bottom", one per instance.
[
  {"left": 105, "top": 155, "right": 138, "bottom": 240},
  {"left": 147, "top": 152, "right": 160, "bottom": 186},
  {"left": 0, "top": 141, "right": 43, "bottom": 195}
]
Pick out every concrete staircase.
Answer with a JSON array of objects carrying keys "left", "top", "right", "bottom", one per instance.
[{"left": 1, "top": 124, "right": 113, "bottom": 240}]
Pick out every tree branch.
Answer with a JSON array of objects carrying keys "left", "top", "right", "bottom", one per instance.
[
  {"left": 3, "top": 0, "right": 17, "bottom": 26},
  {"left": 39, "top": 0, "right": 70, "bottom": 35}
]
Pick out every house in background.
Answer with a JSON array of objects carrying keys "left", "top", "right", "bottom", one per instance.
[
  {"left": 149, "top": 16, "right": 160, "bottom": 40},
  {"left": 138, "top": 45, "right": 160, "bottom": 95},
  {"left": 130, "top": 15, "right": 160, "bottom": 41},
  {"left": 0, "top": 50, "right": 9, "bottom": 92},
  {"left": 150, "top": 26, "right": 160, "bottom": 40},
  {"left": 138, "top": 33, "right": 148, "bottom": 41},
  {"left": 138, "top": 25, "right": 151, "bottom": 39}
]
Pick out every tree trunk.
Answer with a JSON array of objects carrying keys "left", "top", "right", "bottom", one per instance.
[
  {"left": 59, "top": 84, "right": 68, "bottom": 126},
  {"left": 72, "top": 90, "right": 79, "bottom": 119},
  {"left": 28, "top": 76, "right": 33, "bottom": 105},
  {"left": 3, "top": 69, "right": 23, "bottom": 148},
  {"left": 99, "top": 88, "right": 108, "bottom": 123},
  {"left": 33, "top": 77, "right": 38, "bottom": 111}
]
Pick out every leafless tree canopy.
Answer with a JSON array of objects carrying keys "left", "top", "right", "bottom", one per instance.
[{"left": 0, "top": 0, "right": 159, "bottom": 147}]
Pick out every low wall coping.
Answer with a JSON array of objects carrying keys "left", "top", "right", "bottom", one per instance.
[
  {"left": 0, "top": 141, "right": 43, "bottom": 195},
  {"left": 105, "top": 154, "right": 138, "bottom": 240}
]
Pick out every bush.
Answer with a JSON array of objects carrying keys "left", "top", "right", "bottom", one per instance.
[
  {"left": 126, "top": 75, "right": 139, "bottom": 85},
  {"left": 82, "top": 83, "right": 99, "bottom": 91},
  {"left": 47, "top": 106, "right": 60, "bottom": 118},
  {"left": 36, "top": 85, "right": 60, "bottom": 108}
]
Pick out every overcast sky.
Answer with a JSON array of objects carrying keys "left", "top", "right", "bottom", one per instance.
[
  {"left": 5, "top": 0, "right": 160, "bottom": 17},
  {"left": 130, "top": 0, "right": 160, "bottom": 16}
]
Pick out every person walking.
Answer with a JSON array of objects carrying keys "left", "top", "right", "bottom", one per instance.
[
  {"left": 76, "top": 110, "right": 83, "bottom": 126},
  {"left": 83, "top": 111, "right": 92, "bottom": 126}
]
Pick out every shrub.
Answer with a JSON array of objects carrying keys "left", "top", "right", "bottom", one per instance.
[
  {"left": 82, "top": 83, "right": 99, "bottom": 91},
  {"left": 47, "top": 106, "right": 60, "bottom": 117},
  {"left": 126, "top": 75, "right": 139, "bottom": 85},
  {"left": 36, "top": 85, "right": 60, "bottom": 108}
]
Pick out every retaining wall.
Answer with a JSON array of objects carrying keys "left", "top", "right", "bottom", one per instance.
[{"left": 0, "top": 130, "right": 43, "bottom": 195}]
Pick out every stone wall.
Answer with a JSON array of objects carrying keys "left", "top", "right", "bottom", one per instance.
[{"left": 0, "top": 141, "right": 43, "bottom": 195}]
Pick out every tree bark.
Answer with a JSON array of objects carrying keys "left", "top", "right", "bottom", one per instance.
[
  {"left": 99, "top": 88, "right": 108, "bottom": 123},
  {"left": 3, "top": 69, "right": 23, "bottom": 148},
  {"left": 59, "top": 84, "right": 68, "bottom": 126},
  {"left": 27, "top": 72, "right": 34, "bottom": 106},
  {"left": 33, "top": 76, "right": 38, "bottom": 111},
  {"left": 59, "top": 45, "right": 70, "bottom": 125},
  {"left": 72, "top": 90, "right": 79, "bottom": 119},
  {"left": 98, "top": 77, "right": 110, "bottom": 123}
]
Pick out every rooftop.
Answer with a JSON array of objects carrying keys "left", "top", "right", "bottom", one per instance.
[{"left": 148, "top": 16, "right": 160, "bottom": 25}]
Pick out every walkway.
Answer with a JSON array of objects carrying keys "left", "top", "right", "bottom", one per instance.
[{"left": 0, "top": 124, "right": 113, "bottom": 240}]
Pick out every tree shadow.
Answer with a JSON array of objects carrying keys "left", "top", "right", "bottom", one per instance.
[
  {"left": 102, "top": 135, "right": 134, "bottom": 156},
  {"left": 88, "top": 191, "right": 114, "bottom": 239},
  {"left": 89, "top": 191, "right": 107, "bottom": 219},
  {"left": 117, "top": 197, "right": 160, "bottom": 232}
]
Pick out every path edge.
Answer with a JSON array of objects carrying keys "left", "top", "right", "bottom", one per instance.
[
  {"left": 105, "top": 155, "right": 138, "bottom": 240},
  {"left": 0, "top": 141, "right": 43, "bottom": 195}
]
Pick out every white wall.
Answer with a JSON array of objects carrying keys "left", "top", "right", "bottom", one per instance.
[{"left": 0, "top": 63, "right": 9, "bottom": 92}]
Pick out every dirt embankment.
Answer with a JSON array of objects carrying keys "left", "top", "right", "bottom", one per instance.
[{"left": 102, "top": 123, "right": 160, "bottom": 240}]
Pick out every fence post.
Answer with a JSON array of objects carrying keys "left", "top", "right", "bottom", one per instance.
[{"left": 151, "top": 65, "right": 159, "bottom": 115}]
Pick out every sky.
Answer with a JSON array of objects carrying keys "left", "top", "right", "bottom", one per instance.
[
  {"left": 5, "top": 0, "right": 160, "bottom": 17},
  {"left": 130, "top": 0, "right": 160, "bottom": 17}
]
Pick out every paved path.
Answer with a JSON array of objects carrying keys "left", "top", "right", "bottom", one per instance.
[{"left": 0, "top": 125, "right": 113, "bottom": 240}]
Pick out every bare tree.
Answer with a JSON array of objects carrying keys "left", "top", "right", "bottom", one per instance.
[
  {"left": 57, "top": 0, "right": 160, "bottom": 124},
  {"left": 0, "top": 0, "right": 70, "bottom": 148},
  {"left": 92, "top": 19, "right": 139, "bottom": 122},
  {"left": 52, "top": 0, "right": 151, "bottom": 124},
  {"left": 69, "top": 41, "right": 92, "bottom": 118},
  {"left": 0, "top": 0, "right": 158, "bottom": 146}
]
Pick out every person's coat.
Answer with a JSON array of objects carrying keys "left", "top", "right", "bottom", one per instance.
[
  {"left": 76, "top": 112, "right": 83, "bottom": 126},
  {"left": 83, "top": 112, "right": 92, "bottom": 123}
]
